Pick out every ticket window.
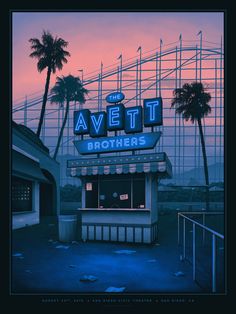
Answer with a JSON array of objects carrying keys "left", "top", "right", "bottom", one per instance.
[
  {"left": 89, "top": 174, "right": 145, "bottom": 209},
  {"left": 99, "top": 179, "right": 131, "bottom": 208}
]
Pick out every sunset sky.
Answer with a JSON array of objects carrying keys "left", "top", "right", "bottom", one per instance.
[{"left": 12, "top": 12, "right": 224, "bottom": 104}]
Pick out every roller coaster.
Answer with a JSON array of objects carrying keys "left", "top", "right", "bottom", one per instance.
[{"left": 13, "top": 34, "right": 224, "bottom": 187}]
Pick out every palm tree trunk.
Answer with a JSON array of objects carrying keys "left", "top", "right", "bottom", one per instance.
[
  {"left": 53, "top": 100, "right": 70, "bottom": 160},
  {"left": 36, "top": 66, "right": 52, "bottom": 137},
  {"left": 197, "top": 118, "right": 210, "bottom": 210}
]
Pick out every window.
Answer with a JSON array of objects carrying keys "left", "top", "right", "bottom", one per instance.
[
  {"left": 12, "top": 177, "right": 32, "bottom": 212},
  {"left": 85, "top": 180, "right": 98, "bottom": 208},
  {"left": 85, "top": 174, "right": 145, "bottom": 209},
  {"left": 99, "top": 179, "right": 131, "bottom": 208},
  {"left": 133, "top": 178, "right": 145, "bottom": 208}
]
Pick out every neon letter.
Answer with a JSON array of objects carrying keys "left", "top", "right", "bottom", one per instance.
[
  {"left": 139, "top": 136, "right": 146, "bottom": 145},
  {"left": 94, "top": 141, "right": 100, "bottom": 149},
  {"left": 91, "top": 114, "right": 104, "bottom": 134},
  {"left": 75, "top": 112, "right": 88, "bottom": 131},
  {"left": 109, "top": 107, "right": 120, "bottom": 126},
  {"left": 126, "top": 109, "right": 139, "bottom": 129},
  {"left": 146, "top": 101, "right": 159, "bottom": 121},
  {"left": 88, "top": 142, "right": 93, "bottom": 150}
]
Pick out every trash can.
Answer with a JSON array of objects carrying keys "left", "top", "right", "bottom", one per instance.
[{"left": 58, "top": 215, "right": 77, "bottom": 242}]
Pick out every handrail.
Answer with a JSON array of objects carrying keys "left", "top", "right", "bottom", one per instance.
[
  {"left": 177, "top": 211, "right": 224, "bottom": 293},
  {"left": 178, "top": 212, "right": 224, "bottom": 239},
  {"left": 178, "top": 211, "right": 224, "bottom": 215}
]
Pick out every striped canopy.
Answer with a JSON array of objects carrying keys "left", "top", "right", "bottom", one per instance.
[{"left": 67, "top": 153, "right": 172, "bottom": 178}]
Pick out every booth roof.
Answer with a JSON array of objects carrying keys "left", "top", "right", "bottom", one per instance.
[{"left": 67, "top": 153, "right": 172, "bottom": 178}]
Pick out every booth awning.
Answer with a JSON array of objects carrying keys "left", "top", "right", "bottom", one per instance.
[
  {"left": 67, "top": 153, "right": 172, "bottom": 178},
  {"left": 12, "top": 150, "right": 49, "bottom": 183}
]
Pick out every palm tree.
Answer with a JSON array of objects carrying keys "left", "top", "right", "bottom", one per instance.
[
  {"left": 29, "top": 30, "right": 70, "bottom": 137},
  {"left": 50, "top": 75, "right": 88, "bottom": 160},
  {"left": 171, "top": 82, "right": 212, "bottom": 210}
]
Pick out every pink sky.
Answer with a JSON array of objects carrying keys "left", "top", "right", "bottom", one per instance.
[{"left": 12, "top": 12, "right": 224, "bottom": 104}]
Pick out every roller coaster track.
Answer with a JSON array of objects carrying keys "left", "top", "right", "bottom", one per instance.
[
  {"left": 13, "top": 42, "right": 223, "bottom": 113},
  {"left": 12, "top": 38, "right": 224, "bottom": 186}
]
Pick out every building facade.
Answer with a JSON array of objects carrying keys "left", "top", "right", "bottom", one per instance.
[{"left": 12, "top": 122, "right": 60, "bottom": 229}]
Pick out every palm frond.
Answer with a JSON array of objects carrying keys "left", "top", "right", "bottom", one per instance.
[
  {"left": 54, "top": 37, "right": 69, "bottom": 48},
  {"left": 29, "top": 38, "right": 42, "bottom": 48},
  {"left": 50, "top": 93, "right": 65, "bottom": 104},
  {"left": 171, "top": 82, "right": 212, "bottom": 122},
  {"left": 50, "top": 75, "right": 89, "bottom": 106},
  {"left": 42, "top": 30, "right": 54, "bottom": 46},
  {"left": 37, "top": 57, "right": 49, "bottom": 72},
  {"left": 29, "top": 31, "right": 70, "bottom": 73},
  {"left": 29, "top": 50, "right": 43, "bottom": 58}
]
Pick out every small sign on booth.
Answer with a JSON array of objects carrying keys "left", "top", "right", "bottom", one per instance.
[
  {"left": 86, "top": 183, "right": 93, "bottom": 191},
  {"left": 120, "top": 194, "right": 129, "bottom": 200}
]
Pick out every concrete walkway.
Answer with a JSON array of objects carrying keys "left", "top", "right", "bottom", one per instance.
[{"left": 11, "top": 213, "right": 202, "bottom": 293}]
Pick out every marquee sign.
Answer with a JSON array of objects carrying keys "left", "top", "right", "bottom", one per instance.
[
  {"left": 73, "top": 95, "right": 163, "bottom": 155},
  {"left": 73, "top": 132, "right": 162, "bottom": 155},
  {"left": 73, "top": 97, "right": 162, "bottom": 137},
  {"left": 105, "top": 91, "right": 125, "bottom": 103}
]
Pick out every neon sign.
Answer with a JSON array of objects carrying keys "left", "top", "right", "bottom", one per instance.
[
  {"left": 124, "top": 106, "right": 142, "bottom": 133},
  {"left": 74, "top": 109, "right": 90, "bottom": 134},
  {"left": 107, "top": 103, "right": 124, "bottom": 130},
  {"left": 73, "top": 97, "right": 163, "bottom": 137},
  {"left": 144, "top": 97, "right": 163, "bottom": 126},
  {"left": 105, "top": 91, "right": 125, "bottom": 103},
  {"left": 90, "top": 112, "right": 107, "bottom": 137},
  {"left": 73, "top": 132, "right": 162, "bottom": 155}
]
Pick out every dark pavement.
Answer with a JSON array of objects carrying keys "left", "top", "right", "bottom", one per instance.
[{"left": 11, "top": 212, "right": 202, "bottom": 294}]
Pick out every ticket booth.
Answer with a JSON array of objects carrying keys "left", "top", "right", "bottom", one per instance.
[
  {"left": 67, "top": 152, "right": 172, "bottom": 244},
  {"left": 68, "top": 94, "right": 171, "bottom": 243}
]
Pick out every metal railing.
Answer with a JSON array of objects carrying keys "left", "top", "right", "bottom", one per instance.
[{"left": 177, "top": 211, "right": 224, "bottom": 292}]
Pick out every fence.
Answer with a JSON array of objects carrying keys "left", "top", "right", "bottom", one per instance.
[{"left": 177, "top": 211, "right": 224, "bottom": 292}]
